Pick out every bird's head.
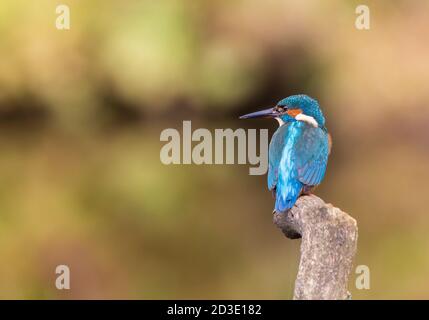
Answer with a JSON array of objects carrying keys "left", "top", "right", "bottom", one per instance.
[{"left": 240, "top": 94, "right": 325, "bottom": 128}]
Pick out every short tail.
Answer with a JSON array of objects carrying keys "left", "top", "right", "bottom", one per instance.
[{"left": 274, "top": 183, "right": 302, "bottom": 213}]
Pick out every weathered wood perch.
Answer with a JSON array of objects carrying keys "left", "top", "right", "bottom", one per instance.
[{"left": 273, "top": 195, "right": 358, "bottom": 300}]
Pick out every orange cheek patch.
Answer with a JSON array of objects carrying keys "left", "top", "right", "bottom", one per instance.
[{"left": 286, "top": 109, "right": 302, "bottom": 117}]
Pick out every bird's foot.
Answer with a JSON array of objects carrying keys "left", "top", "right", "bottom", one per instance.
[{"left": 301, "top": 185, "right": 315, "bottom": 196}]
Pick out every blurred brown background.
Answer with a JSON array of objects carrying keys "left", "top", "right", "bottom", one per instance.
[{"left": 0, "top": 0, "right": 429, "bottom": 299}]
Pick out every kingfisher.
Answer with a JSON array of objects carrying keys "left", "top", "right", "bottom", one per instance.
[{"left": 240, "top": 94, "right": 330, "bottom": 213}]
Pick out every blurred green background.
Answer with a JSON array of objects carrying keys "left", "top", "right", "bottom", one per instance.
[{"left": 0, "top": 0, "right": 429, "bottom": 299}]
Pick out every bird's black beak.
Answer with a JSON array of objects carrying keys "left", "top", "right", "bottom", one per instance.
[{"left": 239, "top": 107, "right": 277, "bottom": 119}]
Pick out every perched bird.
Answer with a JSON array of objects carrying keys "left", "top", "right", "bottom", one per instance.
[{"left": 240, "top": 94, "right": 330, "bottom": 213}]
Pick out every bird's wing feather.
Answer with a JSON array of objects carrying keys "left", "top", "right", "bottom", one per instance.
[
  {"left": 294, "top": 126, "right": 329, "bottom": 186},
  {"left": 268, "top": 123, "right": 290, "bottom": 191},
  {"left": 268, "top": 122, "right": 329, "bottom": 213},
  {"left": 274, "top": 122, "right": 303, "bottom": 212}
]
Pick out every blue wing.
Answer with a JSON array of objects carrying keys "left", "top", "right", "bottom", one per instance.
[
  {"left": 268, "top": 123, "right": 290, "bottom": 191},
  {"left": 273, "top": 122, "right": 303, "bottom": 212},
  {"left": 268, "top": 122, "right": 329, "bottom": 213},
  {"left": 294, "top": 126, "right": 329, "bottom": 187}
]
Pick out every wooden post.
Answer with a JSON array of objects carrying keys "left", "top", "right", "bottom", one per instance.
[{"left": 273, "top": 195, "right": 358, "bottom": 300}]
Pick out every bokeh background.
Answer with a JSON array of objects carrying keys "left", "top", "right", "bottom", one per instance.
[{"left": 0, "top": 0, "right": 428, "bottom": 299}]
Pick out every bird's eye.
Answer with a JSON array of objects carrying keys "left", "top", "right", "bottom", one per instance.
[{"left": 276, "top": 106, "right": 287, "bottom": 113}]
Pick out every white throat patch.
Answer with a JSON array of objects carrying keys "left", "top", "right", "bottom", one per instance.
[
  {"left": 295, "top": 113, "right": 318, "bottom": 127},
  {"left": 275, "top": 117, "right": 285, "bottom": 126}
]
